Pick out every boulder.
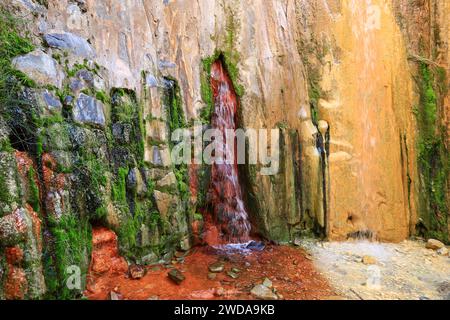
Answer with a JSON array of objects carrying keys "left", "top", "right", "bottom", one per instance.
[
  {"left": 44, "top": 32, "right": 96, "bottom": 59},
  {"left": 250, "top": 284, "right": 278, "bottom": 300},
  {"left": 12, "top": 50, "right": 64, "bottom": 88},
  {"left": 73, "top": 93, "right": 106, "bottom": 127},
  {"left": 426, "top": 239, "right": 445, "bottom": 251}
]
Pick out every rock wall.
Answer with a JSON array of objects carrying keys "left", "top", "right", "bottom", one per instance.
[{"left": 0, "top": 0, "right": 448, "bottom": 299}]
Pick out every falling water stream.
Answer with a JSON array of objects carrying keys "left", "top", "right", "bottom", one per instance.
[{"left": 205, "top": 60, "right": 251, "bottom": 244}]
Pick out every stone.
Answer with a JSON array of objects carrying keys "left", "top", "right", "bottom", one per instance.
[
  {"left": 207, "top": 273, "right": 217, "bottom": 280},
  {"left": 140, "top": 252, "right": 158, "bottom": 265},
  {"left": 12, "top": 50, "right": 64, "bottom": 88},
  {"left": 157, "top": 172, "right": 177, "bottom": 189},
  {"left": 112, "top": 123, "right": 132, "bottom": 144},
  {"left": 73, "top": 93, "right": 106, "bottom": 127},
  {"left": 147, "top": 120, "right": 168, "bottom": 142},
  {"left": 362, "top": 256, "right": 377, "bottom": 265},
  {"left": 109, "top": 291, "right": 122, "bottom": 300},
  {"left": 227, "top": 271, "right": 239, "bottom": 279},
  {"left": 44, "top": 32, "right": 96, "bottom": 59},
  {"left": 250, "top": 284, "right": 278, "bottom": 300},
  {"left": 145, "top": 146, "right": 171, "bottom": 167},
  {"left": 208, "top": 262, "right": 225, "bottom": 273},
  {"left": 168, "top": 269, "right": 185, "bottom": 285},
  {"left": 127, "top": 168, "right": 147, "bottom": 197},
  {"left": 293, "top": 237, "right": 302, "bottom": 246},
  {"left": 129, "top": 264, "right": 146, "bottom": 280},
  {"left": 246, "top": 241, "right": 265, "bottom": 251},
  {"left": 0, "top": 209, "right": 28, "bottom": 246},
  {"left": 153, "top": 190, "right": 177, "bottom": 218},
  {"left": 437, "top": 247, "right": 448, "bottom": 256},
  {"left": 262, "top": 278, "right": 273, "bottom": 288},
  {"left": 214, "top": 287, "right": 225, "bottom": 297},
  {"left": 147, "top": 295, "right": 159, "bottom": 300},
  {"left": 40, "top": 90, "right": 63, "bottom": 114},
  {"left": 426, "top": 239, "right": 445, "bottom": 251}
]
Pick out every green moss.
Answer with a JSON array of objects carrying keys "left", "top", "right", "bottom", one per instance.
[
  {"left": 112, "top": 167, "right": 128, "bottom": 205},
  {"left": 28, "top": 166, "right": 40, "bottom": 212},
  {"left": 164, "top": 78, "right": 186, "bottom": 135},
  {"left": 416, "top": 63, "right": 449, "bottom": 243},
  {"left": 0, "top": 166, "right": 13, "bottom": 204},
  {"left": 0, "top": 8, "right": 35, "bottom": 133},
  {"left": 95, "top": 90, "right": 109, "bottom": 104},
  {"left": 45, "top": 214, "right": 92, "bottom": 299}
]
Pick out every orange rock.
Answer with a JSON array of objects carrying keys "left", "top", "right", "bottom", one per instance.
[
  {"left": 5, "top": 246, "right": 24, "bottom": 265},
  {"left": 4, "top": 265, "right": 28, "bottom": 300}
]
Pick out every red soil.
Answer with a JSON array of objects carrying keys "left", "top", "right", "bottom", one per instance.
[{"left": 85, "top": 227, "right": 335, "bottom": 300}]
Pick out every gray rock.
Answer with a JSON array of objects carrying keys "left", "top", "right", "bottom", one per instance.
[
  {"left": 40, "top": 90, "right": 62, "bottom": 113},
  {"left": 12, "top": 50, "right": 64, "bottom": 88},
  {"left": 250, "top": 284, "right": 278, "bottom": 300},
  {"left": 127, "top": 168, "right": 147, "bottom": 197},
  {"left": 44, "top": 32, "right": 96, "bottom": 59},
  {"left": 208, "top": 262, "right": 225, "bottom": 273},
  {"left": 112, "top": 123, "right": 132, "bottom": 144},
  {"left": 73, "top": 93, "right": 106, "bottom": 127},
  {"left": 168, "top": 269, "right": 185, "bottom": 285}
]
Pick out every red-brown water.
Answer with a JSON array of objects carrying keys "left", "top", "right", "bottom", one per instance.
[{"left": 204, "top": 60, "right": 251, "bottom": 244}]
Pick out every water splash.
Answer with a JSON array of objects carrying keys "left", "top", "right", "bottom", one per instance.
[{"left": 205, "top": 60, "right": 251, "bottom": 244}]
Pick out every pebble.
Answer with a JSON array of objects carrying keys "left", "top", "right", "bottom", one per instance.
[
  {"left": 209, "top": 262, "right": 225, "bottom": 273},
  {"left": 168, "top": 269, "right": 185, "bottom": 285}
]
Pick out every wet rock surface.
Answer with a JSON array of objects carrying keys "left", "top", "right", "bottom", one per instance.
[{"left": 85, "top": 243, "right": 334, "bottom": 300}]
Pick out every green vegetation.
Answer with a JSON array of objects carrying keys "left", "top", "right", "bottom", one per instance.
[
  {"left": 416, "top": 62, "right": 449, "bottom": 243},
  {"left": 28, "top": 166, "right": 40, "bottom": 212},
  {"left": 0, "top": 9, "right": 35, "bottom": 94},
  {"left": 112, "top": 167, "right": 128, "bottom": 206},
  {"left": 45, "top": 214, "right": 92, "bottom": 299}
]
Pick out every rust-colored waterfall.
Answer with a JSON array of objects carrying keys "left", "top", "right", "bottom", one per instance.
[{"left": 204, "top": 60, "right": 251, "bottom": 244}]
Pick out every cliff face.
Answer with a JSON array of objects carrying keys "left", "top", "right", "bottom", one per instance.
[{"left": 0, "top": 0, "right": 448, "bottom": 299}]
